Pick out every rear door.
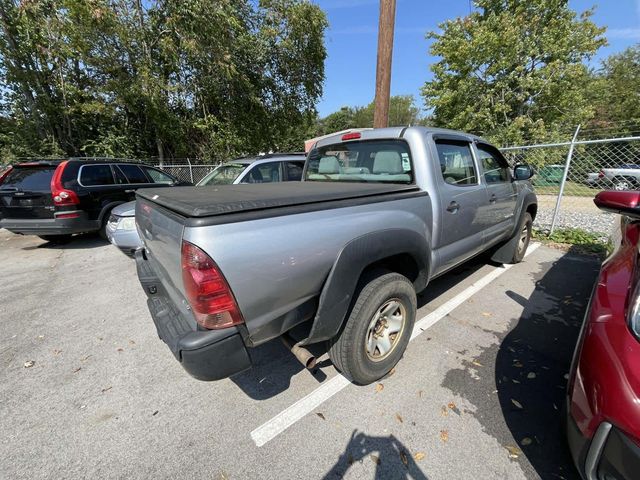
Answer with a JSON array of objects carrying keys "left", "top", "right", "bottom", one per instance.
[
  {"left": 77, "top": 163, "right": 128, "bottom": 221},
  {"left": 474, "top": 143, "right": 518, "bottom": 245},
  {"left": 432, "top": 139, "right": 489, "bottom": 273},
  {"left": 0, "top": 164, "right": 56, "bottom": 220}
]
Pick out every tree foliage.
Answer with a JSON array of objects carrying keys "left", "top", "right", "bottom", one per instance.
[
  {"left": 315, "top": 95, "right": 427, "bottom": 136},
  {"left": 422, "top": 0, "right": 606, "bottom": 145},
  {"left": 0, "top": 0, "right": 327, "bottom": 161}
]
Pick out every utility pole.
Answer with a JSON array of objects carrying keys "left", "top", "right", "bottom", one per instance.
[{"left": 373, "top": 0, "right": 396, "bottom": 128}]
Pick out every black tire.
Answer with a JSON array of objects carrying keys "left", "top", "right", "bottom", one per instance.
[
  {"left": 328, "top": 272, "right": 416, "bottom": 385},
  {"left": 511, "top": 212, "right": 532, "bottom": 264},
  {"left": 98, "top": 210, "right": 112, "bottom": 239},
  {"left": 38, "top": 234, "right": 73, "bottom": 244},
  {"left": 612, "top": 176, "right": 635, "bottom": 191}
]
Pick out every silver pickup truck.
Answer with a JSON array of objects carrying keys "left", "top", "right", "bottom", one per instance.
[{"left": 134, "top": 127, "right": 537, "bottom": 385}]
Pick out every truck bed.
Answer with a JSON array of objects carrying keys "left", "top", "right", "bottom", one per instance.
[{"left": 136, "top": 182, "right": 421, "bottom": 220}]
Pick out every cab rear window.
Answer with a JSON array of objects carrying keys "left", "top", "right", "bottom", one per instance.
[
  {"left": 1, "top": 166, "right": 55, "bottom": 191},
  {"left": 305, "top": 140, "right": 413, "bottom": 184}
]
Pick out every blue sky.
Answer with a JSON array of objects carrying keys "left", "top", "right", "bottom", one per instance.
[{"left": 313, "top": 0, "right": 640, "bottom": 117}]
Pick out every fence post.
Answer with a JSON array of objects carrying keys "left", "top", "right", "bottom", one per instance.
[
  {"left": 550, "top": 124, "right": 581, "bottom": 234},
  {"left": 187, "top": 158, "right": 194, "bottom": 184}
]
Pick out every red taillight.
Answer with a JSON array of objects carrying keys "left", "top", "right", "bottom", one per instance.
[
  {"left": 0, "top": 165, "right": 13, "bottom": 184},
  {"left": 181, "top": 240, "right": 244, "bottom": 329},
  {"left": 598, "top": 170, "right": 605, "bottom": 178},
  {"left": 341, "top": 132, "right": 361, "bottom": 141},
  {"left": 50, "top": 161, "right": 79, "bottom": 206}
]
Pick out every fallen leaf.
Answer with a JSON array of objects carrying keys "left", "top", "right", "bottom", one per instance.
[
  {"left": 386, "top": 368, "right": 396, "bottom": 377},
  {"left": 400, "top": 450, "right": 408, "bottom": 467},
  {"left": 472, "top": 360, "right": 483, "bottom": 367},
  {"left": 521, "top": 437, "right": 532, "bottom": 446},
  {"left": 152, "top": 410, "right": 159, "bottom": 416},
  {"left": 37, "top": 335, "right": 44, "bottom": 339},
  {"left": 375, "top": 383, "right": 384, "bottom": 393},
  {"left": 370, "top": 455, "right": 380, "bottom": 465},
  {"left": 73, "top": 367, "right": 82, "bottom": 373},
  {"left": 116, "top": 348, "right": 124, "bottom": 352},
  {"left": 129, "top": 340, "right": 136, "bottom": 345},
  {"left": 395, "top": 413, "right": 404, "bottom": 423},
  {"left": 418, "top": 390, "right": 423, "bottom": 397},
  {"left": 505, "top": 445, "right": 521, "bottom": 458},
  {"left": 316, "top": 412, "right": 325, "bottom": 420},
  {"left": 482, "top": 312, "right": 492, "bottom": 317},
  {"left": 527, "top": 372, "right": 536, "bottom": 379},
  {"left": 81, "top": 355, "right": 92, "bottom": 362},
  {"left": 101, "top": 386, "right": 112, "bottom": 393},
  {"left": 413, "top": 452, "right": 426, "bottom": 461},
  {"left": 441, "top": 406, "right": 448, "bottom": 417},
  {"left": 440, "top": 430, "right": 448, "bottom": 442},
  {"left": 53, "top": 349, "right": 62, "bottom": 355},
  {"left": 448, "top": 402, "right": 461, "bottom": 415},
  {"left": 24, "top": 360, "right": 35, "bottom": 368},
  {"left": 511, "top": 399, "right": 523, "bottom": 409}
]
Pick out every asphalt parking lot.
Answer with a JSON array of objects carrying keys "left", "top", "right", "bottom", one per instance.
[{"left": 0, "top": 229, "right": 601, "bottom": 480}]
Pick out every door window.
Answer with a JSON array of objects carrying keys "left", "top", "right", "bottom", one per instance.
[
  {"left": 246, "top": 162, "right": 281, "bottom": 183},
  {"left": 285, "top": 161, "right": 304, "bottom": 181},
  {"left": 79, "top": 164, "right": 115, "bottom": 186},
  {"left": 143, "top": 167, "right": 175, "bottom": 184},
  {"left": 477, "top": 144, "right": 510, "bottom": 183},
  {"left": 435, "top": 141, "right": 478, "bottom": 186},
  {"left": 117, "top": 164, "right": 149, "bottom": 184}
]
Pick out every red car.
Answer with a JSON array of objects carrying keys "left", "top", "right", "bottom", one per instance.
[{"left": 566, "top": 190, "right": 640, "bottom": 479}]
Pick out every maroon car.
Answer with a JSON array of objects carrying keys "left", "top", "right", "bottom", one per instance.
[{"left": 566, "top": 190, "right": 640, "bottom": 479}]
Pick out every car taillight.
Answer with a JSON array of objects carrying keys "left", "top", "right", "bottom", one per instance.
[
  {"left": 50, "top": 161, "right": 79, "bottom": 206},
  {"left": 0, "top": 165, "right": 13, "bottom": 184},
  {"left": 181, "top": 240, "right": 244, "bottom": 329},
  {"left": 598, "top": 170, "right": 605, "bottom": 178}
]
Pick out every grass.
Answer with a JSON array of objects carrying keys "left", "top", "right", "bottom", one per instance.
[
  {"left": 533, "top": 226, "right": 612, "bottom": 257},
  {"left": 533, "top": 181, "right": 600, "bottom": 197}
]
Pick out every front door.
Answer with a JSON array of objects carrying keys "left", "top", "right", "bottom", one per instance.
[
  {"left": 475, "top": 143, "right": 518, "bottom": 246},
  {"left": 433, "top": 139, "right": 489, "bottom": 274}
]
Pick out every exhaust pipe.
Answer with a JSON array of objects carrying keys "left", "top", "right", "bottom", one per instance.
[{"left": 281, "top": 333, "right": 316, "bottom": 370}]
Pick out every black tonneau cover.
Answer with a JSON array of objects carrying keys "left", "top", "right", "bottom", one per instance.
[{"left": 136, "top": 182, "right": 420, "bottom": 218}]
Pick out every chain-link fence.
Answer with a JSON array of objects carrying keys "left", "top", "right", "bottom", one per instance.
[
  {"left": 150, "top": 159, "right": 222, "bottom": 184},
  {"left": 502, "top": 129, "right": 640, "bottom": 236}
]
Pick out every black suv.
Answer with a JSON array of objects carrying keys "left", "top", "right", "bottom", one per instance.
[{"left": 0, "top": 158, "right": 187, "bottom": 242}]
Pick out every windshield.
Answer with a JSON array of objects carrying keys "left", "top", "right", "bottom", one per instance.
[
  {"left": 305, "top": 140, "right": 413, "bottom": 184},
  {"left": 197, "top": 164, "right": 246, "bottom": 186}
]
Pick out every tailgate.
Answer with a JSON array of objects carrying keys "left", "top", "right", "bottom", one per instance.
[
  {"left": 136, "top": 197, "right": 185, "bottom": 298},
  {"left": 0, "top": 165, "right": 56, "bottom": 219}
]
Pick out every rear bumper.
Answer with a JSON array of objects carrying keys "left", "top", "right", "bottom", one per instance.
[
  {"left": 0, "top": 213, "right": 98, "bottom": 235},
  {"left": 135, "top": 249, "right": 251, "bottom": 381}
]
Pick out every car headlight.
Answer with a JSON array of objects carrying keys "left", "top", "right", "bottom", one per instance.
[{"left": 116, "top": 216, "right": 137, "bottom": 231}]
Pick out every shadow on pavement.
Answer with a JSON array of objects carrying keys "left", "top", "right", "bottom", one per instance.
[
  {"left": 21, "top": 232, "right": 108, "bottom": 250},
  {"left": 323, "top": 430, "right": 428, "bottom": 480}
]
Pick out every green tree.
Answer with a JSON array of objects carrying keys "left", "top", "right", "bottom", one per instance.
[
  {"left": 422, "top": 0, "right": 606, "bottom": 145},
  {"left": 588, "top": 44, "right": 640, "bottom": 132}
]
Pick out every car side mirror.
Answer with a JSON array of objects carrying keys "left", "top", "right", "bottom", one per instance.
[
  {"left": 513, "top": 164, "right": 534, "bottom": 181},
  {"left": 594, "top": 190, "right": 640, "bottom": 218}
]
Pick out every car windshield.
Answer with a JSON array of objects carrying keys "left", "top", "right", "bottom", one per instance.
[
  {"left": 305, "top": 139, "right": 413, "bottom": 184},
  {"left": 197, "top": 164, "right": 246, "bottom": 186}
]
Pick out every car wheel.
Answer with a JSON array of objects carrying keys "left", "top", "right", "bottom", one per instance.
[
  {"left": 98, "top": 209, "right": 114, "bottom": 239},
  {"left": 328, "top": 272, "right": 416, "bottom": 385},
  {"left": 613, "top": 177, "right": 633, "bottom": 191},
  {"left": 511, "top": 212, "right": 533, "bottom": 263},
  {"left": 38, "top": 235, "right": 73, "bottom": 244}
]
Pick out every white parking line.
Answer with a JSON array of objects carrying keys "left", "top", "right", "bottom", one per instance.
[{"left": 250, "top": 243, "right": 541, "bottom": 447}]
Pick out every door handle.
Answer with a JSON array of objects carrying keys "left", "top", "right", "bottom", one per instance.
[
  {"left": 489, "top": 194, "right": 497, "bottom": 203},
  {"left": 446, "top": 201, "right": 460, "bottom": 213}
]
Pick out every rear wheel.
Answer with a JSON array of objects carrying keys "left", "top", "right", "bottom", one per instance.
[
  {"left": 38, "top": 234, "right": 72, "bottom": 244},
  {"left": 328, "top": 272, "right": 416, "bottom": 385},
  {"left": 612, "top": 176, "right": 635, "bottom": 191},
  {"left": 98, "top": 209, "right": 113, "bottom": 239}
]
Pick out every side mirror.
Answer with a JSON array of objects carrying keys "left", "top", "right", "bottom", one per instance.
[
  {"left": 594, "top": 190, "right": 640, "bottom": 218},
  {"left": 513, "top": 164, "right": 534, "bottom": 181}
]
